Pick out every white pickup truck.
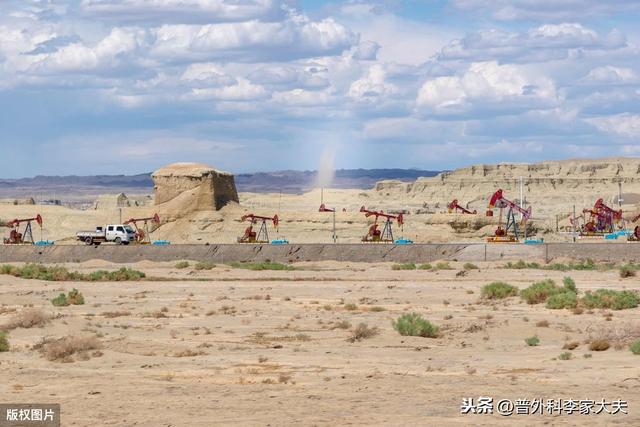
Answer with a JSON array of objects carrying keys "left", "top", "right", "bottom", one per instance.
[{"left": 76, "top": 224, "right": 136, "bottom": 245}]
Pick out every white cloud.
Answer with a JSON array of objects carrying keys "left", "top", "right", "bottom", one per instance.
[
  {"left": 417, "top": 61, "right": 558, "bottom": 113},
  {"left": 188, "top": 77, "right": 267, "bottom": 101},
  {"left": 452, "top": 0, "right": 640, "bottom": 21},
  {"left": 149, "top": 14, "right": 356, "bottom": 62},
  {"left": 80, "top": 0, "right": 293, "bottom": 23},
  {"left": 348, "top": 64, "right": 397, "bottom": 101},
  {"left": 582, "top": 65, "right": 637, "bottom": 84},
  {"left": 587, "top": 113, "right": 640, "bottom": 137},
  {"left": 438, "top": 23, "right": 626, "bottom": 63}
]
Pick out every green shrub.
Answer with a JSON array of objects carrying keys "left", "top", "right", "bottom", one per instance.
[
  {"left": 619, "top": 264, "right": 637, "bottom": 278},
  {"left": 630, "top": 339, "right": 640, "bottom": 355},
  {"left": 581, "top": 289, "right": 639, "bottom": 310},
  {"left": 392, "top": 263, "right": 416, "bottom": 270},
  {"left": 572, "top": 259, "right": 597, "bottom": 271},
  {"left": 344, "top": 303, "right": 358, "bottom": 311},
  {"left": 0, "top": 331, "right": 9, "bottom": 352},
  {"left": 481, "top": 281, "right": 518, "bottom": 299},
  {"left": 0, "top": 264, "right": 144, "bottom": 282},
  {"left": 558, "top": 351, "right": 573, "bottom": 360},
  {"left": 434, "top": 262, "right": 453, "bottom": 270},
  {"left": 463, "top": 263, "right": 479, "bottom": 270},
  {"left": 418, "top": 263, "right": 432, "bottom": 270},
  {"left": 87, "top": 268, "right": 146, "bottom": 281},
  {"left": 525, "top": 335, "right": 540, "bottom": 346},
  {"left": 520, "top": 279, "right": 559, "bottom": 304},
  {"left": 229, "top": 262, "right": 295, "bottom": 271},
  {"left": 51, "top": 293, "right": 69, "bottom": 307},
  {"left": 67, "top": 288, "right": 85, "bottom": 305},
  {"left": 543, "top": 263, "right": 571, "bottom": 271},
  {"left": 505, "top": 260, "right": 541, "bottom": 269},
  {"left": 194, "top": 261, "right": 216, "bottom": 271},
  {"left": 562, "top": 276, "right": 577, "bottom": 293},
  {"left": 392, "top": 313, "right": 439, "bottom": 338},
  {"left": 546, "top": 291, "right": 578, "bottom": 309},
  {"left": 175, "top": 261, "right": 190, "bottom": 269}
]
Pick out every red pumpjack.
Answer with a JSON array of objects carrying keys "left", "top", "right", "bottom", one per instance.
[
  {"left": 124, "top": 213, "right": 160, "bottom": 244},
  {"left": 360, "top": 206, "right": 404, "bottom": 243},
  {"left": 238, "top": 213, "right": 279, "bottom": 243},
  {"left": 2, "top": 214, "right": 43, "bottom": 244},
  {"left": 580, "top": 198, "right": 622, "bottom": 236},
  {"left": 486, "top": 189, "right": 531, "bottom": 242},
  {"left": 447, "top": 199, "right": 477, "bottom": 214}
]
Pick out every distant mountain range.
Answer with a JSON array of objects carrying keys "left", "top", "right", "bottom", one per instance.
[{"left": 0, "top": 169, "right": 440, "bottom": 198}]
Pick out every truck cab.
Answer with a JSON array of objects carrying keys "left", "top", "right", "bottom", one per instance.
[{"left": 106, "top": 224, "right": 136, "bottom": 244}]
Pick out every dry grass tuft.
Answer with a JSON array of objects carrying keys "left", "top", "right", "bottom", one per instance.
[
  {"left": 2, "top": 309, "right": 51, "bottom": 330},
  {"left": 35, "top": 335, "right": 102, "bottom": 362},
  {"left": 589, "top": 339, "right": 610, "bottom": 352},
  {"left": 347, "top": 323, "right": 379, "bottom": 342}
]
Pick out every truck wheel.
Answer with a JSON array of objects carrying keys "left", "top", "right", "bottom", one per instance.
[
  {"left": 85, "top": 237, "right": 93, "bottom": 245},
  {"left": 115, "top": 237, "right": 122, "bottom": 245}
]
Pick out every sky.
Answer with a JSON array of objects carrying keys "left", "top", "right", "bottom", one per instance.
[{"left": 1, "top": 0, "right": 639, "bottom": 178}]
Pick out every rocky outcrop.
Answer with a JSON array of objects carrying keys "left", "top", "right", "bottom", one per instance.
[
  {"left": 152, "top": 163, "right": 238, "bottom": 211},
  {"left": 376, "top": 158, "right": 640, "bottom": 218}
]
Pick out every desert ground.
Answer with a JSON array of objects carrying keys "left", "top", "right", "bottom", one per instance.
[{"left": 1, "top": 260, "right": 639, "bottom": 426}]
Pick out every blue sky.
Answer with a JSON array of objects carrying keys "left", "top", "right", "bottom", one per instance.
[{"left": 1, "top": 0, "right": 640, "bottom": 178}]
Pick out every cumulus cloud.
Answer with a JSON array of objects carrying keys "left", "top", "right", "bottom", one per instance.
[
  {"left": 582, "top": 66, "right": 638, "bottom": 84},
  {"left": 587, "top": 113, "right": 640, "bottom": 137},
  {"left": 416, "top": 61, "right": 558, "bottom": 114},
  {"left": 80, "top": 0, "right": 294, "bottom": 24},
  {"left": 348, "top": 64, "right": 397, "bottom": 101},
  {"left": 148, "top": 14, "right": 357, "bottom": 62},
  {"left": 438, "top": 23, "right": 626, "bottom": 63},
  {"left": 452, "top": 0, "right": 640, "bottom": 21}
]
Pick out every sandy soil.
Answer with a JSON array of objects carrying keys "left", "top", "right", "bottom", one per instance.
[{"left": 1, "top": 261, "right": 639, "bottom": 426}]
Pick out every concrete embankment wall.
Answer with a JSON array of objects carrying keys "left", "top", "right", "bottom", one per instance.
[{"left": 0, "top": 243, "right": 639, "bottom": 264}]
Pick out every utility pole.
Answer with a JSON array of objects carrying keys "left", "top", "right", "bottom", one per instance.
[
  {"left": 519, "top": 176, "right": 524, "bottom": 220},
  {"left": 618, "top": 182, "right": 623, "bottom": 207},
  {"left": 572, "top": 205, "right": 576, "bottom": 242}
]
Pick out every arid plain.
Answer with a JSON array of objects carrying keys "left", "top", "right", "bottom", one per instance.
[{"left": 1, "top": 259, "right": 639, "bottom": 426}]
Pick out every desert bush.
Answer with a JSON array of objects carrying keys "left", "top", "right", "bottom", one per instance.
[
  {"left": 2, "top": 309, "right": 51, "bottom": 330},
  {"left": 481, "top": 281, "right": 518, "bottom": 299},
  {"left": 581, "top": 290, "right": 638, "bottom": 310},
  {"left": 536, "top": 320, "right": 549, "bottom": 327},
  {"left": 434, "top": 262, "right": 453, "bottom": 270},
  {"left": 344, "top": 303, "right": 358, "bottom": 311},
  {"left": 463, "top": 263, "right": 479, "bottom": 270},
  {"left": 392, "top": 263, "right": 416, "bottom": 270},
  {"left": 0, "top": 331, "right": 9, "bottom": 352},
  {"left": 505, "top": 260, "right": 541, "bottom": 269},
  {"left": 348, "top": 323, "right": 379, "bottom": 342},
  {"left": 525, "top": 335, "right": 540, "bottom": 346},
  {"left": 392, "top": 313, "right": 439, "bottom": 338},
  {"left": 520, "top": 279, "right": 562, "bottom": 304},
  {"left": 37, "top": 335, "right": 102, "bottom": 362},
  {"left": 562, "top": 277, "right": 577, "bottom": 293},
  {"left": 51, "top": 293, "right": 69, "bottom": 307},
  {"left": 229, "top": 262, "right": 295, "bottom": 271},
  {"left": 194, "top": 261, "right": 216, "bottom": 271},
  {"left": 87, "top": 268, "right": 146, "bottom": 281},
  {"left": 546, "top": 291, "right": 578, "bottom": 309},
  {"left": 563, "top": 341, "right": 579, "bottom": 350},
  {"left": 52, "top": 288, "right": 85, "bottom": 307},
  {"left": 0, "top": 264, "right": 83, "bottom": 281},
  {"left": 175, "top": 261, "right": 190, "bottom": 269},
  {"left": 619, "top": 264, "right": 637, "bottom": 278},
  {"left": 369, "top": 306, "right": 386, "bottom": 312},
  {"left": 558, "top": 352, "right": 573, "bottom": 360},
  {"left": 332, "top": 320, "right": 351, "bottom": 330},
  {"left": 589, "top": 339, "right": 610, "bottom": 351},
  {"left": 418, "top": 263, "right": 432, "bottom": 270},
  {"left": 571, "top": 259, "right": 597, "bottom": 271},
  {"left": 630, "top": 339, "right": 640, "bottom": 355}
]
